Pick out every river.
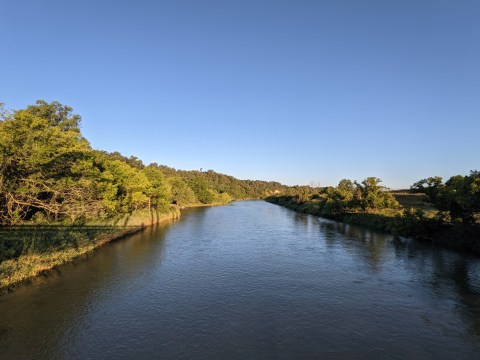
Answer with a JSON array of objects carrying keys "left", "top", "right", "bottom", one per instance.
[{"left": 1, "top": 201, "right": 479, "bottom": 359}]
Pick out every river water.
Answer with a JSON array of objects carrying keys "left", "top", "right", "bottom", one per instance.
[{"left": 1, "top": 201, "right": 479, "bottom": 359}]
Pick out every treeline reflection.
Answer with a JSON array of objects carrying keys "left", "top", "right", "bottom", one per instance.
[{"left": 314, "top": 216, "right": 480, "bottom": 337}]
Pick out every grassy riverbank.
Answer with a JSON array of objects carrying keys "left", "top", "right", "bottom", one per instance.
[{"left": 0, "top": 207, "right": 180, "bottom": 293}]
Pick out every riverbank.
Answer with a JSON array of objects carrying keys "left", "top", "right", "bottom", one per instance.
[
  {"left": 3, "top": 200, "right": 479, "bottom": 359},
  {"left": 0, "top": 207, "right": 181, "bottom": 294},
  {"left": 265, "top": 197, "right": 480, "bottom": 256},
  {"left": 181, "top": 202, "right": 231, "bottom": 208}
]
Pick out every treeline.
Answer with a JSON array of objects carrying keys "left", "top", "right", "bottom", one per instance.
[
  {"left": 267, "top": 177, "right": 401, "bottom": 223},
  {"left": 267, "top": 174, "right": 480, "bottom": 254},
  {"left": 411, "top": 173, "right": 480, "bottom": 224},
  {"left": 0, "top": 101, "right": 286, "bottom": 225}
]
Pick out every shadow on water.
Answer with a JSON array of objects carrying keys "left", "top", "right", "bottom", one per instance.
[
  {"left": 315, "top": 214, "right": 480, "bottom": 339},
  {"left": 318, "top": 219, "right": 390, "bottom": 270},
  {"left": 392, "top": 237, "right": 480, "bottom": 337},
  {"left": 0, "top": 221, "right": 174, "bottom": 359}
]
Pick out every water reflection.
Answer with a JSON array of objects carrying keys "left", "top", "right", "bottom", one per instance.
[
  {"left": 318, "top": 219, "right": 390, "bottom": 270},
  {"left": 392, "top": 237, "right": 480, "bottom": 337},
  {"left": 0, "top": 201, "right": 479, "bottom": 360},
  {"left": 0, "top": 221, "right": 174, "bottom": 359},
  {"left": 313, "top": 214, "right": 480, "bottom": 339}
]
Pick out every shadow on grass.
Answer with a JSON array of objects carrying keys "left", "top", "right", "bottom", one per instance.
[{"left": 0, "top": 225, "right": 135, "bottom": 262}]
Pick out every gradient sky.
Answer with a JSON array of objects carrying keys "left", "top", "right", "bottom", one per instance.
[{"left": 2, "top": 0, "right": 479, "bottom": 188}]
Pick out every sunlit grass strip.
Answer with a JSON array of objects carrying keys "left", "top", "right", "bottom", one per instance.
[
  {"left": 0, "top": 207, "right": 181, "bottom": 293},
  {"left": 0, "top": 226, "right": 140, "bottom": 292},
  {"left": 0, "top": 226, "right": 125, "bottom": 261}
]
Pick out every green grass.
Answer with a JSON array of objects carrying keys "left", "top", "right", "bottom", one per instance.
[
  {"left": 0, "top": 207, "right": 181, "bottom": 293},
  {"left": 0, "top": 226, "right": 139, "bottom": 291}
]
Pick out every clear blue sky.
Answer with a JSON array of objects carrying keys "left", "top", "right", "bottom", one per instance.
[{"left": 2, "top": 0, "right": 479, "bottom": 188}]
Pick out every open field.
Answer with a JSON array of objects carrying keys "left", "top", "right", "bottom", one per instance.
[{"left": 391, "top": 192, "right": 438, "bottom": 217}]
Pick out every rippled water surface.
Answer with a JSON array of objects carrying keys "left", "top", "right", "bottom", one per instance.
[{"left": 1, "top": 201, "right": 480, "bottom": 359}]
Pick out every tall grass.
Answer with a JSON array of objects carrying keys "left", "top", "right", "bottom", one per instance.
[
  {"left": 0, "top": 225, "right": 137, "bottom": 291},
  {"left": 0, "top": 226, "right": 129, "bottom": 261}
]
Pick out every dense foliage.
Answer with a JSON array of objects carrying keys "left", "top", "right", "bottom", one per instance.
[
  {"left": 270, "top": 177, "right": 400, "bottom": 217},
  {"left": 0, "top": 101, "right": 286, "bottom": 225},
  {"left": 411, "top": 172, "right": 480, "bottom": 224}
]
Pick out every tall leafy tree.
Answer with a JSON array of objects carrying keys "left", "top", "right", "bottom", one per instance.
[
  {"left": 411, "top": 172, "right": 480, "bottom": 223},
  {"left": 142, "top": 164, "right": 170, "bottom": 210},
  {"left": 0, "top": 101, "right": 97, "bottom": 223},
  {"left": 188, "top": 176, "right": 214, "bottom": 204},
  {"left": 168, "top": 177, "right": 197, "bottom": 206},
  {"left": 355, "top": 177, "right": 399, "bottom": 211},
  {"left": 411, "top": 176, "right": 444, "bottom": 203},
  {"left": 99, "top": 158, "right": 150, "bottom": 213}
]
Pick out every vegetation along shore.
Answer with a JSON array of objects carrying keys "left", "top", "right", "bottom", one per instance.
[
  {"left": 0, "top": 100, "right": 478, "bottom": 291},
  {"left": 266, "top": 174, "right": 480, "bottom": 255}
]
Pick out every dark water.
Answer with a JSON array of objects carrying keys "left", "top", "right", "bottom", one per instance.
[{"left": 1, "top": 201, "right": 480, "bottom": 359}]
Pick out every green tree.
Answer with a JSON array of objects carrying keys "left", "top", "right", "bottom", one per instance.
[
  {"left": 440, "top": 172, "right": 480, "bottom": 223},
  {"left": 0, "top": 101, "right": 97, "bottom": 223},
  {"left": 411, "top": 176, "right": 444, "bottom": 203},
  {"left": 411, "top": 172, "right": 480, "bottom": 224},
  {"left": 188, "top": 176, "right": 214, "bottom": 204},
  {"left": 143, "top": 164, "right": 170, "bottom": 210},
  {"left": 320, "top": 179, "right": 359, "bottom": 215},
  {"left": 355, "top": 177, "right": 399, "bottom": 211},
  {"left": 99, "top": 158, "right": 150, "bottom": 212},
  {"left": 168, "top": 177, "right": 197, "bottom": 206}
]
